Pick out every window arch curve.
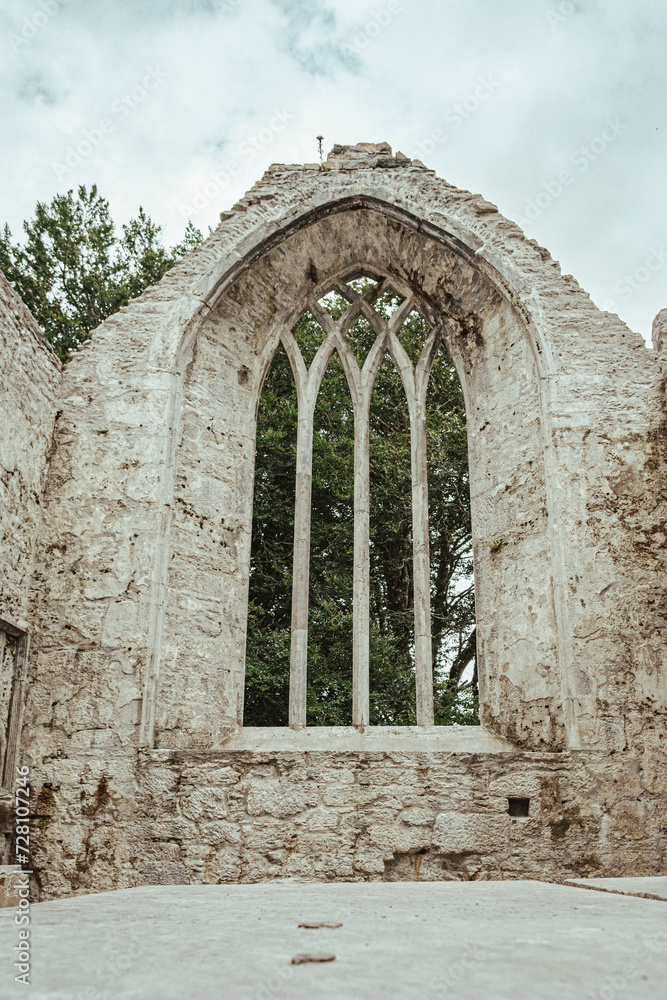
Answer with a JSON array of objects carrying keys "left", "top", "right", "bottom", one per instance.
[
  {"left": 144, "top": 197, "right": 570, "bottom": 752},
  {"left": 247, "top": 266, "right": 473, "bottom": 728}
]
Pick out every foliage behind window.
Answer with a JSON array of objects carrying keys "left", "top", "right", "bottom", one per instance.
[{"left": 245, "top": 298, "right": 478, "bottom": 727}]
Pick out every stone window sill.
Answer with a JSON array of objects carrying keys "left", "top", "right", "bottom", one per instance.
[{"left": 226, "top": 725, "right": 515, "bottom": 752}]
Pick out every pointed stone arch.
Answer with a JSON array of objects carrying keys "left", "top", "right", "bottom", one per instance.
[
  {"left": 25, "top": 144, "right": 665, "bottom": 762},
  {"left": 153, "top": 203, "right": 558, "bottom": 750},
  {"left": 134, "top": 194, "right": 632, "bottom": 749}
]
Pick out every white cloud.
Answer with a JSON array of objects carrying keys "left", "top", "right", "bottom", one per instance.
[{"left": 0, "top": 0, "right": 665, "bottom": 337}]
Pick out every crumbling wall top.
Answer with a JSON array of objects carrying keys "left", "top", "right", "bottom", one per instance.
[
  {"left": 652, "top": 308, "right": 667, "bottom": 354},
  {"left": 321, "top": 140, "right": 413, "bottom": 170}
]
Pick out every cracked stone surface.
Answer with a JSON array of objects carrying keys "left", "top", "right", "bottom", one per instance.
[
  {"left": 1, "top": 881, "right": 665, "bottom": 999},
  {"left": 564, "top": 876, "right": 667, "bottom": 900}
]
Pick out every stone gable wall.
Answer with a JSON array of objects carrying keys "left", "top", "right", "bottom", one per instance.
[
  {"left": 0, "top": 274, "right": 61, "bottom": 625},
  {"left": 0, "top": 143, "right": 664, "bottom": 897},
  {"left": 21, "top": 143, "right": 666, "bottom": 762}
]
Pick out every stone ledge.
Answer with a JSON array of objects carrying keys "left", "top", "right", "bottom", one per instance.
[{"left": 221, "top": 725, "right": 515, "bottom": 753}]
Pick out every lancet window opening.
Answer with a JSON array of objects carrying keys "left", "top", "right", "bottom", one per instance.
[{"left": 280, "top": 270, "right": 445, "bottom": 728}]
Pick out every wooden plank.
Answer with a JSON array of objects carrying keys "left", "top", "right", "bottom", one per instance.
[
  {"left": 0, "top": 617, "right": 23, "bottom": 638},
  {"left": 2, "top": 632, "right": 29, "bottom": 788}
]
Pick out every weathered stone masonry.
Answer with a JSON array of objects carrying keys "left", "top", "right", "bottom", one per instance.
[
  {"left": 0, "top": 275, "right": 60, "bottom": 811},
  {"left": 30, "top": 747, "right": 667, "bottom": 897},
  {"left": 0, "top": 143, "right": 665, "bottom": 896},
  {"left": 0, "top": 274, "right": 61, "bottom": 625}
]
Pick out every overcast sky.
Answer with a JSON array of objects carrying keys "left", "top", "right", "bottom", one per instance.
[{"left": 1, "top": 0, "right": 665, "bottom": 340}]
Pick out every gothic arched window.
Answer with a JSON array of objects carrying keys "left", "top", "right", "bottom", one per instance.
[{"left": 245, "top": 270, "right": 475, "bottom": 728}]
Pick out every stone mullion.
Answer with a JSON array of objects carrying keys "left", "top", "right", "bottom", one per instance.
[
  {"left": 349, "top": 322, "right": 393, "bottom": 727},
  {"left": 314, "top": 293, "right": 385, "bottom": 729},
  {"left": 323, "top": 326, "right": 369, "bottom": 726},
  {"left": 411, "top": 387, "right": 434, "bottom": 726},
  {"left": 288, "top": 389, "right": 316, "bottom": 727},
  {"left": 282, "top": 326, "right": 337, "bottom": 727},
  {"left": 388, "top": 319, "right": 440, "bottom": 726},
  {"left": 359, "top": 300, "right": 386, "bottom": 337},
  {"left": 283, "top": 328, "right": 310, "bottom": 727},
  {"left": 413, "top": 327, "right": 447, "bottom": 725},
  {"left": 352, "top": 401, "right": 371, "bottom": 726}
]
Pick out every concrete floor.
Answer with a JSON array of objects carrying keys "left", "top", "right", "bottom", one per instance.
[{"left": 1, "top": 879, "right": 666, "bottom": 999}]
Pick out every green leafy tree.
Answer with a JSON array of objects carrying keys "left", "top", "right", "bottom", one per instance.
[
  {"left": 245, "top": 286, "right": 478, "bottom": 727},
  {"left": 0, "top": 186, "right": 203, "bottom": 361}
]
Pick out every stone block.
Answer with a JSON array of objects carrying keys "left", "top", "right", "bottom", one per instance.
[
  {"left": 300, "top": 807, "right": 340, "bottom": 832},
  {"left": 179, "top": 787, "right": 228, "bottom": 821},
  {"left": 0, "top": 866, "right": 24, "bottom": 909},
  {"left": 401, "top": 807, "right": 436, "bottom": 827},
  {"left": 432, "top": 812, "right": 510, "bottom": 854},
  {"left": 354, "top": 852, "right": 386, "bottom": 875},
  {"left": 245, "top": 779, "right": 312, "bottom": 818},
  {"left": 368, "top": 823, "right": 432, "bottom": 854}
]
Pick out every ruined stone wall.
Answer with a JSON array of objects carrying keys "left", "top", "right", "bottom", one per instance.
[
  {"left": 156, "top": 206, "right": 562, "bottom": 748},
  {"left": 0, "top": 275, "right": 60, "bottom": 778},
  {"left": 23, "top": 145, "right": 666, "bottom": 760},
  {"left": 9, "top": 143, "right": 665, "bottom": 897},
  {"left": 0, "top": 274, "right": 61, "bottom": 624},
  {"left": 30, "top": 747, "right": 666, "bottom": 900},
  {"left": 24, "top": 288, "right": 205, "bottom": 755}
]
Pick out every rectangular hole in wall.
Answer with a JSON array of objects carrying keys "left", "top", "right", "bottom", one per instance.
[{"left": 507, "top": 797, "right": 530, "bottom": 817}]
